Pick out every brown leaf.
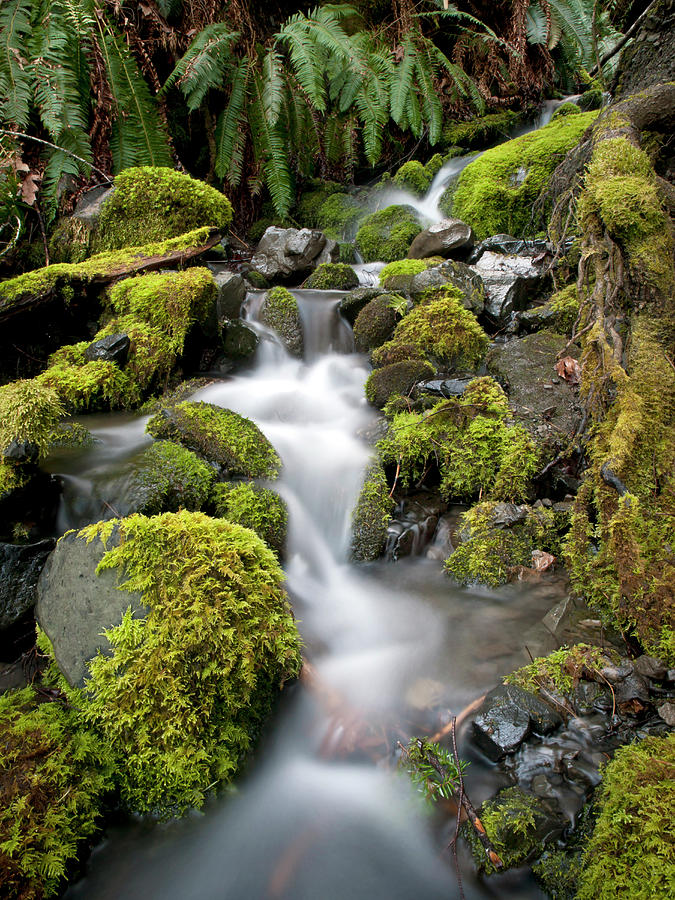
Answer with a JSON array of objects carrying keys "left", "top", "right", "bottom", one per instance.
[
  {"left": 555, "top": 356, "right": 581, "bottom": 385},
  {"left": 20, "top": 173, "right": 41, "bottom": 207},
  {"left": 532, "top": 550, "right": 555, "bottom": 572}
]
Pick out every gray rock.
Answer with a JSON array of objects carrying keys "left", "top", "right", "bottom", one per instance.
[
  {"left": 416, "top": 377, "right": 473, "bottom": 399},
  {"left": 0, "top": 539, "right": 55, "bottom": 631},
  {"left": 72, "top": 184, "right": 114, "bottom": 225},
  {"left": 633, "top": 655, "right": 667, "bottom": 681},
  {"left": 614, "top": 673, "right": 651, "bottom": 708},
  {"left": 468, "top": 234, "right": 549, "bottom": 263},
  {"left": 407, "top": 218, "right": 474, "bottom": 259},
  {"left": 250, "top": 227, "right": 329, "bottom": 281},
  {"left": 84, "top": 333, "right": 130, "bottom": 366},
  {"left": 409, "top": 260, "right": 486, "bottom": 315},
  {"left": 213, "top": 269, "right": 247, "bottom": 320},
  {"left": 657, "top": 702, "right": 675, "bottom": 727},
  {"left": 472, "top": 683, "right": 562, "bottom": 761},
  {"left": 314, "top": 238, "right": 340, "bottom": 267},
  {"left": 37, "top": 527, "right": 149, "bottom": 686},
  {"left": 471, "top": 251, "right": 542, "bottom": 321}
]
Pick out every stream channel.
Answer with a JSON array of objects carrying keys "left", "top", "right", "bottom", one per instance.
[{"left": 51, "top": 104, "right": 581, "bottom": 898}]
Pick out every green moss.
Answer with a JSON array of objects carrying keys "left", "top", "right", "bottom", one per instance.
[
  {"left": 49, "top": 217, "right": 94, "bottom": 264},
  {"left": 245, "top": 269, "right": 269, "bottom": 289},
  {"left": 0, "top": 227, "right": 215, "bottom": 311},
  {"left": 578, "top": 89, "right": 604, "bottom": 112},
  {"left": 45, "top": 511, "right": 301, "bottom": 817},
  {"left": 551, "top": 101, "right": 582, "bottom": 119},
  {"left": 95, "top": 167, "right": 232, "bottom": 251},
  {"left": 353, "top": 295, "right": 398, "bottom": 352},
  {"left": 36, "top": 354, "right": 138, "bottom": 413},
  {"left": 463, "top": 787, "right": 558, "bottom": 874},
  {"left": 446, "top": 501, "right": 561, "bottom": 586},
  {"left": 392, "top": 161, "right": 433, "bottom": 197},
  {"left": 130, "top": 440, "right": 215, "bottom": 515},
  {"left": 0, "top": 686, "right": 114, "bottom": 899},
  {"left": 351, "top": 460, "right": 394, "bottom": 561},
  {"left": 355, "top": 205, "right": 422, "bottom": 263},
  {"left": 0, "top": 461, "right": 29, "bottom": 500},
  {"left": 378, "top": 257, "right": 441, "bottom": 290},
  {"left": 0, "top": 380, "right": 65, "bottom": 460},
  {"left": 315, "top": 193, "right": 365, "bottom": 241},
  {"left": 211, "top": 482, "right": 287, "bottom": 556},
  {"left": 505, "top": 644, "right": 615, "bottom": 696},
  {"left": 442, "top": 110, "right": 522, "bottom": 150},
  {"left": 452, "top": 111, "right": 599, "bottom": 239},
  {"left": 372, "top": 286, "right": 488, "bottom": 371},
  {"left": 147, "top": 401, "right": 280, "bottom": 479},
  {"left": 577, "top": 734, "right": 675, "bottom": 900},
  {"left": 365, "top": 359, "right": 434, "bottom": 410},
  {"left": 294, "top": 180, "right": 346, "bottom": 228},
  {"left": 304, "top": 263, "right": 359, "bottom": 290},
  {"left": 533, "top": 850, "right": 584, "bottom": 900},
  {"left": 50, "top": 421, "right": 96, "bottom": 449},
  {"left": 548, "top": 283, "right": 580, "bottom": 333},
  {"left": 260, "top": 286, "right": 303, "bottom": 357},
  {"left": 426, "top": 153, "right": 444, "bottom": 178}
]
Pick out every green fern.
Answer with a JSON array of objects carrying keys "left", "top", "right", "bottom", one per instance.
[
  {"left": 162, "top": 23, "right": 240, "bottom": 111},
  {"left": 0, "top": 0, "right": 33, "bottom": 129},
  {"left": 214, "top": 57, "right": 249, "bottom": 183},
  {"left": 248, "top": 72, "right": 293, "bottom": 216}
]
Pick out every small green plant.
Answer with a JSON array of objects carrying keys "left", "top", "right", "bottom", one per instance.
[{"left": 401, "top": 737, "right": 468, "bottom": 805}]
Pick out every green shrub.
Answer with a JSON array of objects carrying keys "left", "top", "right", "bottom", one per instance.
[
  {"left": 355, "top": 205, "right": 422, "bottom": 262},
  {"left": 211, "top": 482, "right": 287, "bottom": 556}
]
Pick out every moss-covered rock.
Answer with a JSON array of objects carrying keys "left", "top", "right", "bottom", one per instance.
[
  {"left": 95, "top": 167, "right": 233, "bottom": 251},
  {"left": 365, "top": 360, "right": 434, "bottom": 410},
  {"left": 39, "top": 510, "right": 301, "bottom": 817},
  {"left": 442, "top": 110, "right": 523, "bottom": 151},
  {"left": 577, "top": 734, "right": 675, "bottom": 900},
  {"left": 372, "top": 286, "right": 488, "bottom": 371},
  {"left": 128, "top": 440, "right": 216, "bottom": 515},
  {"left": 378, "top": 379, "right": 540, "bottom": 502},
  {"left": 505, "top": 643, "right": 613, "bottom": 696},
  {"left": 0, "top": 380, "right": 64, "bottom": 461},
  {"left": 353, "top": 295, "right": 398, "bottom": 352},
  {"left": 355, "top": 205, "right": 422, "bottom": 263},
  {"left": 350, "top": 460, "right": 394, "bottom": 561},
  {"left": 392, "top": 160, "right": 433, "bottom": 197},
  {"left": 259, "top": 286, "right": 303, "bottom": 357},
  {"left": 294, "top": 180, "right": 347, "bottom": 228},
  {"left": 551, "top": 101, "right": 582, "bottom": 120},
  {"left": 378, "top": 257, "right": 443, "bottom": 292},
  {"left": 304, "top": 263, "right": 359, "bottom": 290},
  {"left": 446, "top": 501, "right": 562, "bottom": 586},
  {"left": 463, "top": 786, "right": 564, "bottom": 874},
  {"left": 315, "top": 193, "right": 366, "bottom": 241},
  {"left": 0, "top": 686, "right": 114, "bottom": 899},
  {"left": 452, "top": 111, "right": 599, "bottom": 239},
  {"left": 147, "top": 401, "right": 280, "bottom": 479},
  {"left": 211, "top": 482, "right": 287, "bottom": 556}
]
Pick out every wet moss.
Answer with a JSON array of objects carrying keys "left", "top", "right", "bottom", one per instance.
[
  {"left": 505, "top": 644, "right": 615, "bottom": 696},
  {"left": 355, "top": 205, "right": 422, "bottom": 263},
  {"left": 147, "top": 400, "right": 281, "bottom": 479},
  {"left": 41, "top": 510, "right": 302, "bottom": 817},
  {"left": 0, "top": 461, "right": 29, "bottom": 500},
  {"left": 548, "top": 283, "right": 580, "bottom": 333},
  {"left": 211, "top": 482, "right": 287, "bottom": 557},
  {"left": 315, "top": 193, "right": 365, "bottom": 241},
  {"left": 0, "top": 686, "right": 114, "bottom": 899},
  {"left": 365, "top": 359, "right": 434, "bottom": 410},
  {"left": 0, "top": 380, "right": 65, "bottom": 460},
  {"left": 304, "top": 263, "right": 359, "bottom": 290},
  {"left": 577, "top": 734, "right": 675, "bottom": 900},
  {"left": 442, "top": 110, "right": 522, "bottom": 150},
  {"left": 452, "top": 111, "right": 599, "bottom": 239},
  {"left": 353, "top": 295, "right": 398, "bottom": 352},
  {"left": 551, "top": 102, "right": 582, "bottom": 120},
  {"left": 378, "top": 257, "right": 442, "bottom": 291},
  {"left": 350, "top": 460, "right": 394, "bottom": 561},
  {"left": 95, "top": 167, "right": 233, "bottom": 251},
  {"left": 372, "top": 286, "right": 488, "bottom": 371},
  {"left": 130, "top": 440, "right": 216, "bottom": 515},
  {"left": 392, "top": 161, "right": 433, "bottom": 197},
  {"left": 259, "top": 286, "right": 303, "bottom": 357}
]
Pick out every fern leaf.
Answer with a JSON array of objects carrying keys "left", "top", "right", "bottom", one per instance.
[
  {"left": 261, "top": 49, "right": 285, "bottom": 127},
  {"left": 162, "top": 24, "right": 239, "bottom": 111},
  {"left": 248, "top": 73, "right": 293, "bottom": 217},
  {"left": 526, "top": 2, "right": 549, "bottom": 46},
  {"left": 390, "top": 37, "right": 417, "bottom": 125},
  {"left": 0, "top": 0, "right": 33, "bottom": 129},
  {"left": 214, "top": 57, "right": 249, "bottom": 182},
  {"left": 415, "top": 46, "right": 442, "bottom": 145},
  {"left": 276, "top": 14, "right": 327, "bottom": 111}
]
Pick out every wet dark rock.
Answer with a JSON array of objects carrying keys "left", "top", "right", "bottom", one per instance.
[
  {"left": 633, "top": 655, "right": 667, "bottom": 681},
  {"left": 491, "top": 502, "right": 530, "bottom": 529},
  {"left": 250, "top": 227, "right": 338, "bottom": 281},
  {"left": 468, "top": 235, "right": 549, "bottom": 264},
  {"left": 0, "top": 659, "right": 28, "bottom": 693},
  {"left": 518, "top": 305, "right": 557, "bottom": 332},
  {"left": 221, "top": 319, "right": 258, "bottom": 359},
  {"left": 385, "top": 493, "right": 447, "bottom": 560},
  {"left": 613, "top": 673, "right": 651, "bottom": 711},
  {"left": 568, "top": 681, "right": 614, "bottom": 715},
  {"left": 470, "top": 251, "right": 543, "bottom": 321},
  {"left": 599, "top": 662, "right": 634, "bottom": 683},
  {"left": 37, "top": 527, "right": 149, "bottom": 687},
  {"left": 338, "top": 287, "right": 382, "bottom": 326},
  {"left": 84, "top": 333, "right": 130, "bottom": 366},
  {"left": 407, "top": 218, "right": 474, "bottom": 260},
  {"left": 415, "top": 377, "right": 473, "bottom": 399},
  {"left": 473, "top": 683, "right": 563, "bottom": 761},
  {"left": 209, "top": 267, "right": 247, "bottom": 320},
  {"left": 2, "top": 441, "right": 39, "bottom": 464},
  {"left": 409, "top": 259, "right": 485, "bottom": 315},
  {"left": 0, "top": 539, "right": 55, "bottom": 632}
]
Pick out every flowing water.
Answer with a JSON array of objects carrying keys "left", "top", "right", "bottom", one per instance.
[{"left": 52, "top": 290, "right": 572, "bottom": 899}]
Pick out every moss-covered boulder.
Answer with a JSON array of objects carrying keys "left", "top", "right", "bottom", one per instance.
[
  {"left": 315, "top": 193, "right": 366, "bottom": 241},
  {"left": 0, "top": 687, "right": 114, "bottom": 899},
  {"left": 446, "top": 501, "right": 563, "bottom": 586},
  {"left": 378, "top": 378, "right": 540, "bottom": 501},
  {"left": 0, "top": 380, "right": 64, "bottom": 462},
  {"left": 355, "top": 205, "right": 422, "bottom": 262},
  {"left": 212, "top": 482, "right": 287, "bottom": 556},
  {"left": 259, "top": 286, "right": 304, "bottom": 357},
  {"left": 365, "top": 359, "right": 434, "bottom": 410},
  {"left": 38, "top": 510, "right": 301, "bottom": 817},
  {"left": 442, "top": 110, "right": 523, "bottom": 151},
  {"left": 95, "top": 167, "right": 233, "bottom": 251},
  {"left": 353, "top": 295, "right": 398, "bottom": 352},
  {"left": 351, "top": 460, "right": 394, "bottom": 561},
  {"left": 304, "top": 263, "right": 359, "bottom": 290},
  {"left": 127, "top": 440, "right": 216, "bottom": 516},
  {"left": 576, "top": 734, "right": 675, "bottom": 900},
  {"left": 392, "top": 160, "right": 433, "bottom": 197},
  {"left": 372, "top": 286, "right": 488, "bottom": 371},
  {"left": 452, "top": 111, "right": 599, "bottom": 239},
  {"left": 147, "top": 401, "right": 280, "bottom": 479},
  {"left": 408, "top": 260, "right": 486, "bottom": 315},
  {"left": 378, "top": 258, "right": 443, "bottom": 293}
]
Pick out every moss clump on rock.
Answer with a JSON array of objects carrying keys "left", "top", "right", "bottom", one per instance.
[
  {"left": 392, "top": 160, "right": 433, "bottom": 197},
  {"left": 372, "top": 286, "right": 488, "bottom": 371},
  {"left": 36, "top": 347, "right": 137, "bottom": 413},
  {"left": 0, "top": 461, "right": 29, "bottom": 500},
  {"left": 314, "top": 193, "right": 365, "bottom": 241},
  {"left": 365, "top": 359, "right": 434, "bottom": 410},
  {"left": 505, "top": 644, "right": 614, "bottom": 696},
  {"left": 577, "top": 734, "right": 675, "bottom": 900},
  {"left": 211, "top": 482, "right": 287, "bottom": 556},
  {"left": 353, "top": 295, "right": 398, "bottom": 352},
  {"left": 95, "top": 167, "right": 233, "bottom": 251},
  {"left": 355, "top": 205, "right": 422, "bottom": 263},
  {"left": 351, "top": 460, "right": 394, "bottom": 561},
  {"left": 0, "top": 380, "right": 65, "bottom": 460},
  {"left": 452, "top": 110, "right": 599, "bottom": 239},
  {"left": 446, "top": 501, "right": 561, "bottom": 586},
  {"left": 147, "top": 400, "right": 280, "bottom": 479},
  {"left": 379, "top": 378, "right": 539, "bottom": 502},
  {"left": 41, "top": 510, "right": 301, "bottom": 817},
  {"left": 442, "top": 110, "right": 522, "bottom": 150},
  {"left": 0, "top": 687, "right": 114, "bottom": 899},
  {"left": 378, "top": 257, "right": 442, "bottom": 291},
  {"left": 304, "top": 263, "right": 359, "bottom": 290},
  {"left": 129, "top": 440, "right": 216, "bottom": 515},
  {"left": 259, "top": 286, "right": 303, "bottom": 357}
]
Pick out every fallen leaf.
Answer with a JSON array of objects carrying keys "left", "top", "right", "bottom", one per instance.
[
  {"left": 555, "top": 356, "right": 581, "bottom": 385},
  {"left": 20, "top": 173, "right": 41, "bottom": 206},
  {"left": 532, "top": 550, "right": 555, "bottom": 572}
]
